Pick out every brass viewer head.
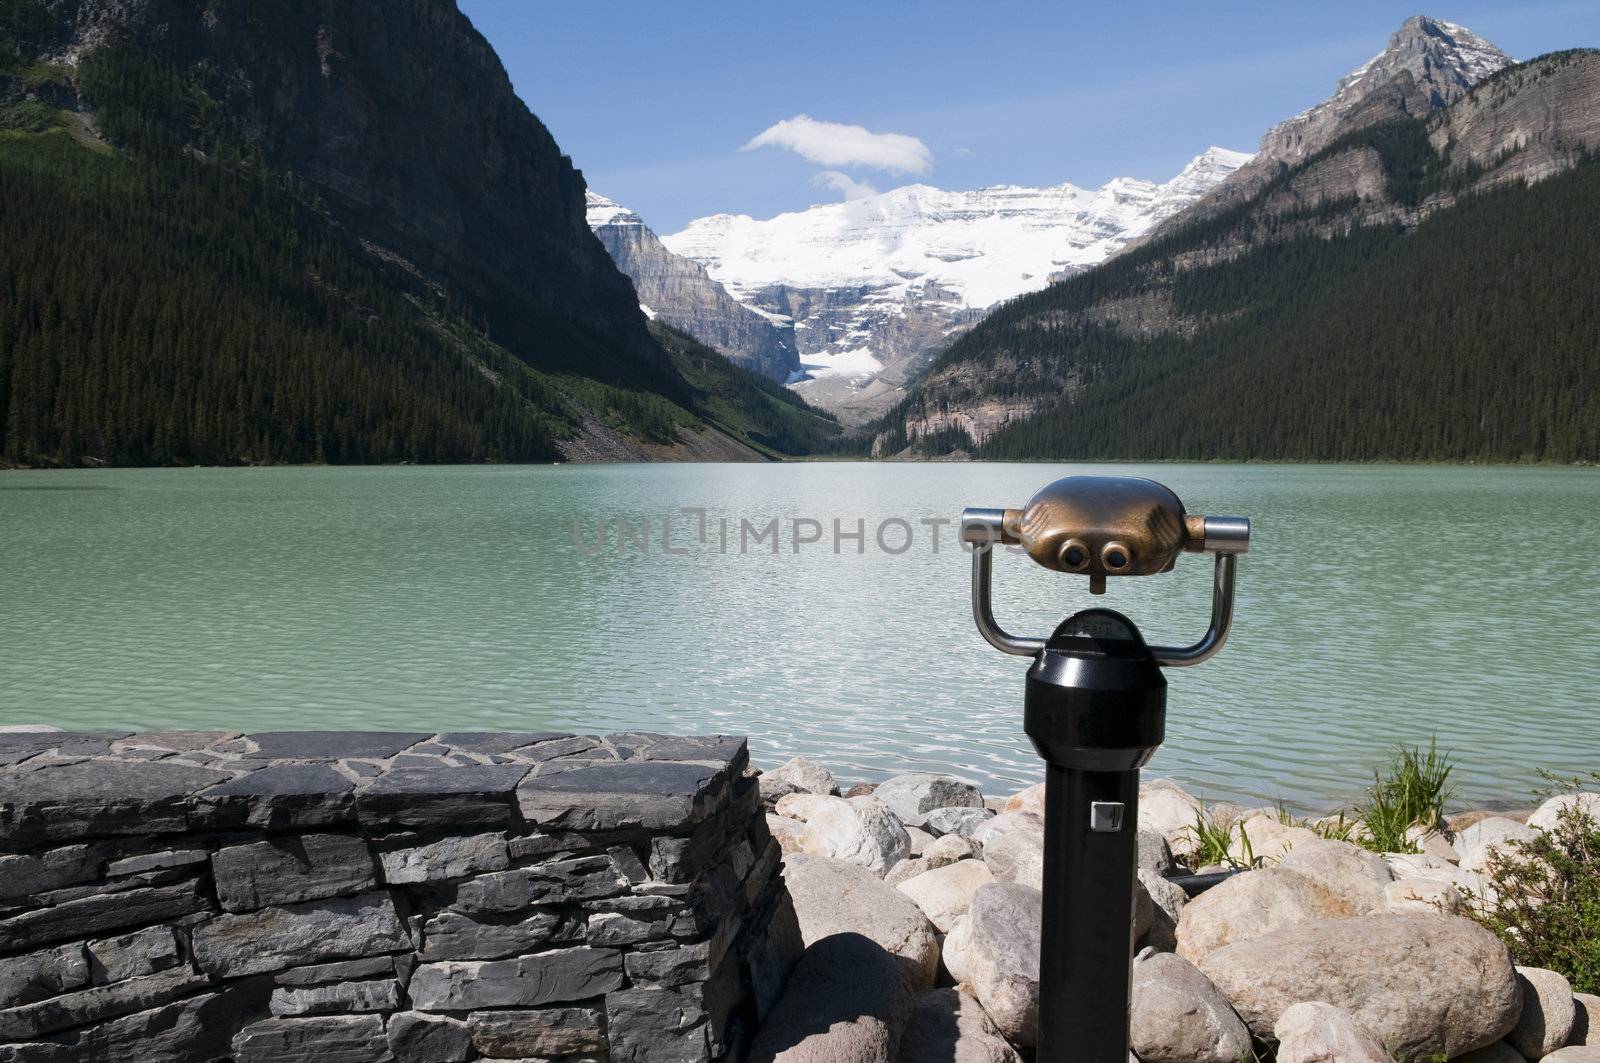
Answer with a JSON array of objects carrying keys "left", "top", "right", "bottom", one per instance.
[{"left": 1006, "top": 476, "right": 1191, "bottom": 592}]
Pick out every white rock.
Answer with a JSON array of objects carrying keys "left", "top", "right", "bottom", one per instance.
[
  {"left": 766, "top": 815, "right": 810, "bottom": 856},
  {"left": 970, "top": 811, "right": 1042, "bottom": 849},
  {"left": 1273, "top": 1001, "right": 1390, "bottom": 1063},
  {"left": 1198, "top": 913, "right": 1522, "bottom": 1060},
  {"left": 747, "top": 930, "right": 915, "bottom": 1063},
  {"left": 1176, "top": 867, "right": 1356, "bottom": 963},
  {"left": 1510, "top": 965, "right": 1577, "bottom": 1059},
  {"left": 780, "top": 853, "right": 940, "bottom": 989},
  {"left": 1002, "top": 783, "right": 1045, "bottom": 817},
  {"left": 1137, "top": 869, "right": 1187, "bottom": 952},
  {"left": 1574, "top": 992, "right": 1600, "bottom": 1046},
  {"left": 764, "top": 757, "right": 838, "bottom": 797},
  {"left": 1129, "top": 948, "right": 1252, "bottom": 1063},
  {"left": 897, "top": 860, "right": 994, "bottom": 933},
  {"left": 981, "top": 829, "right": 1044, "bottom": 891},
  {"left": 925, "top": 834, "right": 977, "bottom": 863},
  {"left": 1528, "top": 792, "right": 1600, "bottom": 833},
  {"left": 952, "top": 882, "right": 1041, "bottom": 1046},
  {"left": 775, "top": 793, "right": 835, "bottom": 822},
  {"left": 1229, "top": 813, "right": 1319, "bottom": 866},
  {"left": 1277, "top": 838, "right": 1394, "bottom": 912},
  {"left": 924, "top": 807, "right": 993, "bottom": 839},
  {"left": 1546, "top": 1048, "right": 1600, "bottom": 1062},
  {"left": 904, "top": 826, "right": 934, "bottom": 856},
  {"left": 1457, "top": 816, "right": 1540, "bottom": 872},
  {"left": 800, "top": 796, "right": 911, "bottom": 877},
  {"left": 1407, "top": 825, "right": 1462, "bottom": 864},
  {"left": 1139, "top": 780, "right": 1201, "bottom": 855},
  {"left": 1384, "top": 877, "right": 1461, "bottom": 914},
  {"left": 1382, "top": 855, "right": 1494, "bottom": 909},
  {"left": 872, "top": 773, "right": 984, "bottom": 828},
  {"left": 898, "top": 987, "right": 1022, "bottom": 1063}
]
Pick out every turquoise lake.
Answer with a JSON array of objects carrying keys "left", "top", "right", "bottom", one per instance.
[{"left": 1, "top": 462, "right": 1596, "bottom": 811}]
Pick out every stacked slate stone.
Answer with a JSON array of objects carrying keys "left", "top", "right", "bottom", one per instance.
[{"left": 0, "top": 730, "right": 801, "bottom": 1062}]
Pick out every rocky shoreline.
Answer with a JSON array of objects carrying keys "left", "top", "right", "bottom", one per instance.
[{"left": 752, "top": 756, "right": 1600, "bottom": 1063}]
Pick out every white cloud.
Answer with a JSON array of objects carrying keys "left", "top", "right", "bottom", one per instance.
[
  {"left": 813, "top": 170, "right": 879, "bottom": 201},
  {"left": 743, "top": 114, "right": 932, "bottom": 175}
]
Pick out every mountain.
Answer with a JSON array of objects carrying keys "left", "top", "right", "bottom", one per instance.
[
  {"left": 585, "top": 192, "right": 799, "bottom": 383},
  {"left": 661, "top": 147, "right": 1251, "bottom": 424},
  {"left": 1159, "top": 15, "right": 1510, "bottom": 232},
  {"left": 880, "top": 44, "right": 1600, "bottom": 464},
  {"left": 0, "top": 0, "right": 836, "bottom": 466}
]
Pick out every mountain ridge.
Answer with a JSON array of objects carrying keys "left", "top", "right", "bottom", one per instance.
[
  {"left": 660, "top": 146, "right": 1250, "bottom": 423},
  {"left": 585, "top": 192, "right": 800, "bottom": 383},
  {"left": 877, "top": 41, "right": 1600, "bottom": 464}
]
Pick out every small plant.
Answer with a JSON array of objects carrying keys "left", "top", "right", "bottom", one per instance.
[
  {"left": 1310, "top": 809, "right": 1358, "bottom": 843},
  {"left": 1474, "top": 801, "right": 1600, "bottom": 994},
  {"left": 1186, "top": 810, "right": 1258, "bottom": 870},
  {"left": 1355, "top": 740, "right": 1454, "bottom": 854}
]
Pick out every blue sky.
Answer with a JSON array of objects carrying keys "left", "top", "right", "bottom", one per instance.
[{"left": 459, "top": 1, "right": 1600, "bottom": 234}]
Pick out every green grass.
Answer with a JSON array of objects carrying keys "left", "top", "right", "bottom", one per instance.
[
  {"left": 1355, "top": 741, "right": 1454, "bottom": 854},
  {"left": 1186, "top": 809, "right": 1258, "bottom": 870}
]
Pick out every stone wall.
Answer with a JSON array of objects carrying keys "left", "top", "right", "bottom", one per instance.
[{"left": 0, "top": 730, "right": 800, "bottom": 1062}]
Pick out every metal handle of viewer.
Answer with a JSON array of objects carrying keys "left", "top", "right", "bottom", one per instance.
[{"left": 963, "top": 508, "right": 1248, "bottom": 666}]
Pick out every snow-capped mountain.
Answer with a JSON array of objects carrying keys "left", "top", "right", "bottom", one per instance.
[
  {"left": 1170, "top": 16, "right": 1510, "bottom": 227},
  {"left": 661, "top": 147, "right": 1250, "bottom": 421},
  {"left": 585, "top": 193, "right": 798, "bottom": 382}
]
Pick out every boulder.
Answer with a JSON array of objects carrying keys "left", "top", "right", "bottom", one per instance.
[
  {"left": 897, "top": 861, "right": 993, "bottom": 933},
  {"left": 1528, "top": 793, "right": 1600, "bottom": 833},
  {"left": 1382, "top": 852, "right": 1492, "bottom": 906},
  {"left": 970, "top": 812, "right": 1042, "bottom": 849},
  {"left": 1229, "top": 814, "right": 1319, "bottom": 866},
  {"left": 780, "top": 854, "right": 939, "bottom": 989},
  {"left": 947, "top": 882, "right": 1041, "bottom": 1046},
  {"left": 904, "top": 826, "right": 934, "bottom": 856},
  {"left": 1139, "top": 780, "right": 1201, "bottom": 855},
  {"left": 748, "top": 932, "right": 916, "bottom": 1063},
  {"left": 1137, "top": 869, "right": 1187, "bottom": 952},
  {"left": 1197, "top": 913, "right": 1522, "bottom": 1060},
  {"left": 1406, "top": 826, "right": 1461, "bottom": 864},
  {"left": 1509, "top": 966, "right": 1577, "bottom": 1059},
  {"left": 897, "top": 987, "right": 1021, "bottom": 1063},
  {"left": 1277, "top": 838, "right": 1394, "bottom": 912},
  {"left": 1129, "top": 948, "right": 1251, "bottom": 1063},
  {"left": 1455, "top": 1042, "right": 1535, "bottom": 1063},
  {"left": 800, "top": 797, "right": 911, "bottom": 877},
  {"left": 924, "top": 807, "right": 993, "bottom": 839},
  {"left": 1175, "top": 868, "right": 1355, "bottom": 963},
  {"left": 1384, "top": 877, "right": 1461, "bottom": 915},
  {"left": 766, "top": 815, "right": 810, "bottom": 856},
  {"left": 1002, "top": 783, "right": 1044, "bottom": 817},
  {"left": 873, "top": 774, "right": 984, "bottom": 829},
  {"left": 775, "top": 794, "right": 836, "bottom": 823},
  {"left": 1273, "top": 1001, "right": 1390, "bottom": 1063},
  {"left": 764, "top": 758, "right": 839, "bottom": 798},
  {"left": 1574, "top": 993, "right": 1600, "bottom": 1046},
  {"left": 1546, "top": 1049, "right": 1600, "bottom": 1062},
  {"left": 982, "top": 829, "right": 1044, "bottom": 891},
  {"left": 1457, "top": 817, "right": 1539, "bottom": 872},
  {"left": 885, "top": 835, "right": 975, "bottom": 887},
  {"left": 925, "top": 834, "right": 977, "bottom": 863},
  {"left": 1137, "top": 830, "right": 1175, "bottom": 876}
]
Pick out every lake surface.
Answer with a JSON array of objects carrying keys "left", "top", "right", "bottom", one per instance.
[{"left": 2, "top": 463, "right": 1596, "bottom": 811}]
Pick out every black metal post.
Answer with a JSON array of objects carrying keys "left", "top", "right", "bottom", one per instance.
[{"left": 1025, "top": 608, "right": 1166, "bottom": 1063}]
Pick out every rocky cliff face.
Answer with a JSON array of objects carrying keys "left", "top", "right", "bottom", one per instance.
[
  {"left": 586, "top": 193, "right": 798, "bottom": 382},
  {"left": 38, "top": 0, "right": 663, "bottom": 375},
  {"left": 1431, "top": 50, "right": 1600, "bottom": 187},
  {"left": 1167, "top": 16, "right": 1509, "bottom": 230},
  {"left": 663, "top": 147, "right": 1249, "bottom": 423}
]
